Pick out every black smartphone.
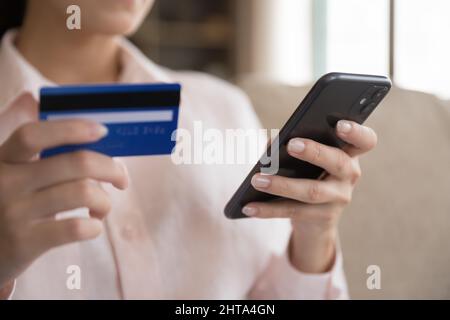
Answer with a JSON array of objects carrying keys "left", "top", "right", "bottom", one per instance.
[{"left": 224, "top": 72, "right": 391, "bottom": 219}]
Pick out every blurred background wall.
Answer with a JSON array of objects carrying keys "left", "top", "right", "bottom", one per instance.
[{"left": 131, "top": 0, "right": 450, "bottom": 100}]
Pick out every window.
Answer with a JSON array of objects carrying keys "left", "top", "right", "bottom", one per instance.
[
  {"left": 260, "top": 0, "right": 450, "bottom": 99},
  {"left": 244, "top": 0, "right": 312, "bottom": 85},
  {"left": 269, "top": 0, "right": 312, "bottom": 84},
  {"left": 324, "top": 0, "right": 390, "bottom": 77},
  {"left": 395, "top": 0, "right": 450, "bottom": 99}
]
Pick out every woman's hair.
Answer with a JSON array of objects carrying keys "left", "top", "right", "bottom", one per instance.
[{"left": 0, "top": 1, "right": 27, "bottom": 39}]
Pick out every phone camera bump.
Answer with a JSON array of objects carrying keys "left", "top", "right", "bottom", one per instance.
[
  {"left": 359, "top": 97, "right": 370, "bottom": 106},
  {"left": 360, "top": 102, "right": 377, "bottom": 115},
  {"left": 372, "top": 86, "right": 389, "bottom": 101}
]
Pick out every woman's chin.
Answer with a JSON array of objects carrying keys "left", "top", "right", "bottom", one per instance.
[{"left": 89, "top": 17, "right": 143, "bottom": 36}]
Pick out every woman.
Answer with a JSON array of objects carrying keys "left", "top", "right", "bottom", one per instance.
[{"left": 0, "top": 0, "right": 377, "bottom": 299}]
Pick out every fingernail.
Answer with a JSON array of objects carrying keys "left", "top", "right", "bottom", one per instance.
[
  {"left": 337, "top": 120, "right": 352, "bottom": 134},
  {"left": 251, "top": 175, "right": 271, "bottom": 189},
  {"left": 92, "top": 124, "right": 109, "bottom": 138},
  {"left": 242, "top": 205, "right": 258, "bottom": 217},
  {"left": 287, "top": 139, "right": 305, "bottom": 154}
]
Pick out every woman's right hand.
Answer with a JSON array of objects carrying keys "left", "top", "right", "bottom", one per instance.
[{"left": 0, "top": 117, "right": 129, "bottom": 294}]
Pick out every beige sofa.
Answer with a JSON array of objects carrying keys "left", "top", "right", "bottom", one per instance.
[{"left": 239, "top": 78, "right": 450, "bottom": 299}]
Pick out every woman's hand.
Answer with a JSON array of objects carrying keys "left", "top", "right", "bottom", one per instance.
[
  {"left": 0, "top": 116, "right": 129, "bottom": 293},
  {"left": 243, "top": 120, "right": 377, "bottom": 273}
]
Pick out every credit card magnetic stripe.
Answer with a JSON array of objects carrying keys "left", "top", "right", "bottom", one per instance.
[{"left": 40, "top": 83, "right": 181, "bottom": 111}]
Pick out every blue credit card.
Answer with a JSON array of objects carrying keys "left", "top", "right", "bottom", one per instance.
[{"left": 39, "top": 83, "right": 181, "bottom": 158}]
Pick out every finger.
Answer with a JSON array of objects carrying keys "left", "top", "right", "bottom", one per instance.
[
  {"left": 250, "top": 173, "right": 351, "bottom": 204},
  {"left": 286, "top": 138, "right": 355, "bottom": 180},
  {"left": 242, "top": 199, "right": 333, "bottom": 219},
  {"left": 0, "top": 92, "right": 38, "bottom": 145},
  {"left": 23, "top": 150, "right": 128, "bottom": 191},
  {"left": 30, "top": 218, "right": 103, "bottom": 255},
  {"left": 15, "top": 179, "right": 111, "bottom": 221},
  {"left": 335, "top": 120, "right": 378, "bottom": 157},
  {"left": 0, "top": 119, "right": 108, "bottom": 163}
]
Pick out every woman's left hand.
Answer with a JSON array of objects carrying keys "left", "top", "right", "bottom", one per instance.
[{"left": 242, "top": 120, "right": 378, "bottom": 273}]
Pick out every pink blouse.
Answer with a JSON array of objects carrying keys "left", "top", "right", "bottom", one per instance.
[{"left": 0, "top": 30, "right": 348, "bottom": 300}]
